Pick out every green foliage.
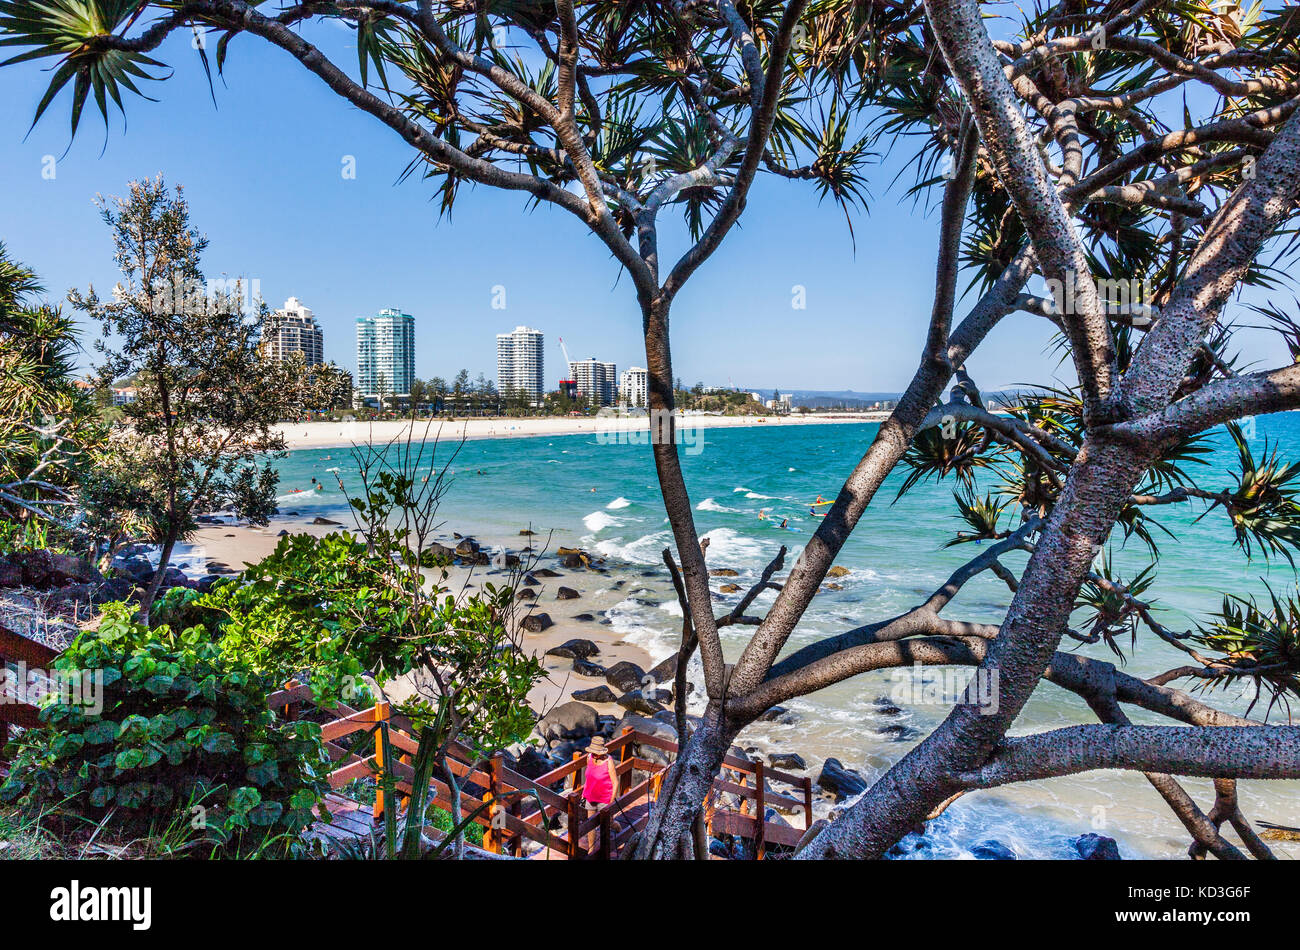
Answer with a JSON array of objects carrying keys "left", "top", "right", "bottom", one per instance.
[
  {"left": 895, "top": 420, "right": 992, "bottom": 499},
  {"left": 0, "top": 242, "right": 104, "bottom": 544},
  {"left": 1193, "top": 586, "right": 1300, "bottom": 712},
  {"left": 0, "top": 603, "right": 331, "bottom": 856},
  {"left": 1076, "top": 553, "right": 1157, "bottom": 661},
  {"left": 1217, "top": 422, "right": 1300, "bottom": 564},
  {"left": 945, "top": 488, "right": 1009, "bottom": 547}
]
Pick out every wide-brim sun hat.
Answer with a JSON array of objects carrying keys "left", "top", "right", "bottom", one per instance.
[{"left": 587, "top": 736, "right": 610, "bottom": 756}]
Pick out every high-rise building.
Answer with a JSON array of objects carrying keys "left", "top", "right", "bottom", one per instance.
[
  {"left": 265, "top": 296, "right": 324, "bottom": 367},
  {"left": 356, "top": 308, "right": 416, "bottom": 398},
  {"left": 572, "top": 358, "right": 618, "bottom": 406},
  {"left": 496, "top": 326, "right": 544, "bottom": 403},
  {"left": 619, "top": 366, "right": 648, "bottom": 408}
]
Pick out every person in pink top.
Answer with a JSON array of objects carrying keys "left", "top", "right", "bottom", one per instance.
[{"left": 573, "top": 735, "right": 618, "bottom": 850}]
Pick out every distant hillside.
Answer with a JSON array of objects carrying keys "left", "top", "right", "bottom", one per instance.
[{"left": 745, "top": 389, "right": 903, "bottom": 410}]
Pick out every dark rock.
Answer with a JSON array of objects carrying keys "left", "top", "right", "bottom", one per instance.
[
  {"left": 718, "top": 583, "right": 741, "bottom": 594},
  {"left": 1072, "top": 833, "right": 1121, "bottom": 860},
  {"left": 617, "top": 690, "right": 664, "bottom": 716},
  {"left": 516, "top": 588, "right": 537, "bottom": 600},
  {"left": 573, "top": 685, "right": 618, "bottom": 704},
  {"left": 768, "top": 752, "right": 807, "bottom": 771},
  {"left": 647, "top": 654, "right": 678, "bottom": 684},
  {"left": 876, "top": 723, "right": 920, "bottom": 741},
  {"left": 312, "top": 516, "right": 342, "bottom": 526},
  {"left": 970, "top": 839, "right": 1017, "bottom": 860},
  {"left": 514, "top": 746, "right": 556, "bottom": 779},
  {"left": 708, "top": 568, "right": 739, "bottom": 577},
  {"left": 873, "top": 696, "right": 903, "bottom": 716},
  {"left": 572, "top": 658, "right": 606, "bottom": 678},
  {"left": 536, "top": 701, "right": 599, "bottom": 741},
  {"left": 12, "top": 550, "right": 104, "bottom": 589},
  {"left": 816, "top": 757, "right": 868, "bottom": 802},
  {"left": 604, "top": 660, "right": 647, "bottom": 693},
  {"left": 521, "top": 612, "right": 553, "bottom": 633},
  {"left": 522, "top": 574, "right": 540, "bottom": 586},
  {"left": 572, "top": 613, "right": 596, "bottom": 622},
  {"left": 192, "top": 574, "right": 226, "bottom": 594},
  {"left": 756, "top": 705, "right": 791, "bottom": 723},
  {"left": 532, "top": 568, "right": 562, "bottom": 578},
  {"left": 556, "top": 586, "right": 580, "bottom": 600},
  {"left": 454, "top": 538, "right": 480, "bottom": 557},
  {"left": 519, "top": 529, "right": 536, "bottom": 536},
  {"left": 559, "top": 553, "right": 583, "bottom": 569},
  {"left": 545, "top": 638, "right": 600, "bottom": 660},
  {"left": 277, "top": 529, "right": 290, "bottom": 537}
]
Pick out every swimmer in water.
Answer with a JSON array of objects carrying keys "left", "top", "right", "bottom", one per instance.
[
  {"left": 758, "top": 509, "right": 767, "bottom": 520},
  {"left": 779, "top": 518, "right": 788, "bottom": 529}
]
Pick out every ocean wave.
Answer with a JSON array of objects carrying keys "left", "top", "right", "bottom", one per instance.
[
  {"left": 606, "top": 496, "right": 632, "bottom": 510},
  {"left": 699, "top": 527, "right": 770, "bottom": 567},
  {"left": 595, "top": 529, "right": 672, "bottom": 565},
  {"left": 696, "top": 497, "right": 743, "bottom": 513},
  {"left": 582, "top": 510, "right": 622, "bottom": 532}
]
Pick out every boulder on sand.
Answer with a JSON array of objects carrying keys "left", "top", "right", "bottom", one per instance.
[
  {"left": 604, "top": 660, "right": 647, "bottom": 693},
  {"left": 532, "top": 568, "right": 562, "bottom": 578},
  {"left": 536, "top": 701, "right": 599, "bottom": 741},
  {"left": 521, "top": 612, "right": 554, "bottom": 633},
  {"left": 573, "top": 685, "right": 618, "bottom": 704},
  {"left": 616, "top": 689, "right": 665, "bottom": 716},
  {"left": 572, "top": 658, "right": 606, "bottom": 678},
  {"left": 556, "top": 586, "right": 580, "bottom": 600},
  {"left": 545, "top": 638, "right": 600, "bottom": 660},
  {"left": 647, "top": 654, "right": 678, "bottom": 684}
]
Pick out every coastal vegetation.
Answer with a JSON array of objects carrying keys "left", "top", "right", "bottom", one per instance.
[{"left": 1, "top": 0, "right": 1299, "bottom": 863}]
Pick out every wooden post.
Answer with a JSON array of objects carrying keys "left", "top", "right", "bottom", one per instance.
[
  {"left": 282, "top": 679, "right": 300, "bottom": 721},
  {"left": 803, "top": 776, "right": 814, "bottom": 836},
  {"left": 372, "top": 701, "right": 391, "bottom": 820},
  {"left": 484, "top": 753, "right": 503, "bottom": 854},
  {"left": 618, "top": 726, "right": 631, "bottom": 764},
  {"left": 566, "top": 793, "right": 582, "bottom": 860},
  {"left": 754, "top": 761, "right": 766, "bottom": 861}
]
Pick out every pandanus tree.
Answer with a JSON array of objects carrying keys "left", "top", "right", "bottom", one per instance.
[{"left": 5, "top": 0, "right": 1300, "bottom": 860}]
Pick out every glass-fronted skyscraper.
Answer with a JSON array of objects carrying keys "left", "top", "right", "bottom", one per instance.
[{"left": 356, "top": 308, "right": 415, "bottom": 398}]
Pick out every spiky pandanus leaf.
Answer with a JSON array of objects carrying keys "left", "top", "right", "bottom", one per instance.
[
  {"left": 0, "top": 0, "right": 169, "bottom": 138},
  {"left": 1215, "top": 421, "right": 1300, "bottom": 564},
  {"left": 944, "top": 488, "right": 1010, "bottom": 547},
  {"left": 895, "top": 420, "right": 994, "bottom": 500},
  {"left": 1193, "top": 586, "right": 1300, "bottom": 712},
  {"left": 1076, "top": 553, "right": 1158, "bottom": 661}
]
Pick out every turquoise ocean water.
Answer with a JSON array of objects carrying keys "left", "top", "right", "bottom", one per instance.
[{"left": 267, "top": 412, "right": 1300, "bottom": 858}]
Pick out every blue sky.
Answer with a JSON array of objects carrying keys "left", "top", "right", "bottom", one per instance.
[{"left": 0, "top": 23, "right": 1282, "bottom": 394}]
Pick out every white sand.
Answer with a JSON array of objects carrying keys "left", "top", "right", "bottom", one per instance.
[{"left": 274, "top": 411, "right": 886, "bottom": 451}]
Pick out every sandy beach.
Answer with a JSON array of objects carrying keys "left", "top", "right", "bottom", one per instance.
[{"left": 274, "top": 411, "right": 887, "bottom": 451}]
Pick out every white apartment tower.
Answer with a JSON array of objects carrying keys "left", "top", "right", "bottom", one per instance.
[
  {"left": 619, "top": 367, "right": 648, "bottom": 408},
  {"left": 266, "top": 296, "right": 325, "bottom": 367},
  {"left": 572, "top": 358, "right": 618, "bottom": 406},
  {"left": 356, "top": 308, "right": 416, "bottom": 397},
  {"left": 496, "top": 326, "right": 545, "bottom": 403}
]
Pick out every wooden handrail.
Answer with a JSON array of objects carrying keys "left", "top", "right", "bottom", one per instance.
[{"left": 273, "top": 687, "right": 817, "bottom": 859}]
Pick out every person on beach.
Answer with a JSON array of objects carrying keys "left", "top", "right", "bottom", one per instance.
[{"left": 572, "top": 735, "right": 618, "bottom": 850}]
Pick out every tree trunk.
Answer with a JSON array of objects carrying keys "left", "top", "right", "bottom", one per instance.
[
  {"left": 799, "top": 433, "right": 1153, "bottom": 857},
  {"left": 637, "top": 703, "right": 737, "bottom": 858},
  {"left": 137, "top": 526, "right": 179, "bottom": 624}
]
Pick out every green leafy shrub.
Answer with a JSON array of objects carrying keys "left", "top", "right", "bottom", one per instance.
[{"left": 0, "top": 602, "right": 331, "bottom": 856}]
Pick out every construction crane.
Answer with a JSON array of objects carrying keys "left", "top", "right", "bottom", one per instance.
[{"left": 557, "top": 336, "right": 578, "bottom": 400}]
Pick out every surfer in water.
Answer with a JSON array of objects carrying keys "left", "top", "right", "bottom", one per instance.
[{"left": 779, "top": 518, "right": 788, "bottom": 529}]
